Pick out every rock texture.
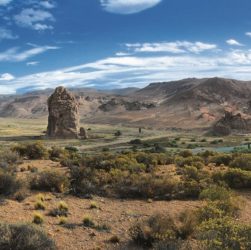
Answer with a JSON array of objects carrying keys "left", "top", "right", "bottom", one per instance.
[
  {"left": 47, "top": 87, "right": 79, "bottom": 138},
  {"left": 79, "top": 127, "right": 88, "bottom": 139},
  {"left": 213, "top": 111, "right": 249, "bottom": 136}
]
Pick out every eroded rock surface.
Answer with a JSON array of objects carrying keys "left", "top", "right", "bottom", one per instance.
[
  {"left": 213, "top": 111, "right": 249, "bottom": 135},
  {"left": 47, "top": 87, "right": 79, "bottom": 138},
  {"left": 79, "top": 127, "right": 88, "bottom": 139}
]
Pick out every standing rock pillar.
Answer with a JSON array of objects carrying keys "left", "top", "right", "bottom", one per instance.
[{"left": 47, "top": 86, "right": 79, "bottom": 139}]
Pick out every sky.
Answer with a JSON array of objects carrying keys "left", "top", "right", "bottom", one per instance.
[{"left": 1, "top": 0, "right": 251, "bottom": 94}]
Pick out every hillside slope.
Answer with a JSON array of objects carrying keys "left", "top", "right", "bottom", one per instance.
[{"left": 1, "top": 77, "right": 251, "bottom": 129}]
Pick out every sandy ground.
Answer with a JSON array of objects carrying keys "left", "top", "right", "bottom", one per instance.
[{"left": 0, "top": 160, "right": 250, "bottom": 250}]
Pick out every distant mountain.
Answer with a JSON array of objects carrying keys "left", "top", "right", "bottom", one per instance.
[{"left": 1, "top": 77, "right": 251, "bottom": 130}]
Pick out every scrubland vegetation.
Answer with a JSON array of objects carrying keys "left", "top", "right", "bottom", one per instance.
[{"left": 0, "top": 141, "right": 250, "bottom": 249}]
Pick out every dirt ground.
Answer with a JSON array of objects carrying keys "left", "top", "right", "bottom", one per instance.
[{"left": 0, "top": 160, "right": 250, "bottom": 250}]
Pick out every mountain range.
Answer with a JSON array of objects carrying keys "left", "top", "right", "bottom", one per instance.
[{"left": 1, "top": 77, "right": 251, "bottom": 130}]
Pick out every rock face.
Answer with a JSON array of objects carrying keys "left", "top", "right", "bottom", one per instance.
[
  {"left": 213, "top": 111, "right": 249, "bottom": 136},
  {"left": 79, "top": 127, "right": 88, "bottom": 139},
  {"left": 47, "top": 87, "right": 79, "bottom": 138}
]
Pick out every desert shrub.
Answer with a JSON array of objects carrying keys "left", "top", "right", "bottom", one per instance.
[
  {"left": 35, "top": 200, "right": 46, "bottom": 210},
  {"left": 49, "top": 146, "right": 67, "bottom": 161},
  {"left": 81, "top": 153, "right": 146, "bottom": 172},
  {"left": 114, "top": 173, "right": 179, "bottom": 199},
  {"left": 198, "top": 150, "right": 216, "bottom": 163},
  {"left": 49, "top": 201, "right": 69, "bottom": 217},
  {"left": 109, "top": 235, "right": 120, "bottom": 244},
  {"left": 129, "top": 214, "right": 178, "bottom": 247},
  {"left": 197, "top": 202, "right": 226, "bottom": 222},
  {"left": 175, "top": 156, "right": 204, "bottom": 168},
  {"left": 153, "top": 239, "right": 196, "bottom": 250},
  {"left": 198, "top": 186, "right": 242, "bottom": 222},
  {"left": 230, "top": 154, "right": 251, "bottom": 170},
  {"left": 114, "top": 130, "right": 122, "bottom": 136},
  {"left": 130, "top": 139, "right": 142, "bottom": 145},
  {"left": 177, "top": 180, "right": 203, "bottom": 199},
  {"left": 179, "top": 150, "right": 193, "bottom": 158},
  {"left": 199, "top": 185, "right": 231, "bottom": 201},
  {"left": 196, "top": 217, "right": 251, "bottom": 250},
  {"left": 95, "top": 223, "right": 111, "bottom": 232},
  {"left": 33, "top": 213, "right": 44, "bottom": 225},
  {"left": 83, "top": 215, "right": 95, "bottom": 227},
  {"left": 213, "top": 169, "right": 251, "bottom": 188},
  {"left": 14, "top": 187, "right": 30, "bottom": 202},
  {"left": 13, "top": 142, "right": 48, "bottom": 160},
  {"left": 65, "top": 146, "right": 78, "bottom": 153},
  {"left": 0, "top": 171, "right": 21, "bottom": 196},
  {"left": 133, "top": 152, "right": 158, "bottom": 169},
  {"left": 0, "top": 223, "right": 56, "bottom": 250},
  {"left": 90, "top": 201, "right": 98, "bottom": 209},
  {"left": 182, "top": 166, "right": 199, "bottom": 180},
  {"left": 178, "top": 209, "right": 199, "bottom": 239},
  {"left": 209, "top": 153, "right": 232, "bottom": 166},
  {"left": 150, "top": 143, "right": 167, "bottom": 153},
  {"left": 58, "top": 217, "right": 67, "bottom": 225},
  {"left": 70, "top": 166, "right": 180, "bottom": 199},
  {"left": 30, "top": 170, "right": 70, "bottom": 193},
  {"left": 0, "top": 150, "right": 20, "bottom": 170}
]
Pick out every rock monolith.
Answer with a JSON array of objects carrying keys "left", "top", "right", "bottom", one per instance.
[{"left": 47, "top": 86, "right": 79, "bottom": 138}]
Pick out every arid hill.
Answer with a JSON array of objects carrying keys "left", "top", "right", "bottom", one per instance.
[{"left": 1, "top": 77, "right": 251, "bottom": 130}]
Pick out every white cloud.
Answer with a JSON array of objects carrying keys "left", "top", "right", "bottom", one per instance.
[
  {"left": 0, "top": 73, "right": 14, "bottom": 81},
  {"left": 14, "top": 8, "right": 55, "bottom": 30},
  {"left": 0, "top": 27, "right": 18, "bottom": 41},
  {"left": 226, "top": 39, "right": 243, "bottom": 46},
  {"left": 4, "top": 41, "right": 251, "bottom": 94},
  {"left": 0, "top": 46, "right": 59, "bottom": 62},
  {"left": 0, "top": 0, "right": 12, "bottom": 6},
  {"left": 245, "top": 32, "right": 251, "bottom": 38},
  {"left": 26, "top": 61, "right": 39, "bottom": 66},
  {"left": 40, "top": 1, "right": 55, "bottom": 9},
  {"left": 116, "top": 52, "right": 132, "bottom": 56},
  {"left": 100, "top": 0, "right": 162, "bottom": 14},
  {"left": 126, "top": 41, "right": 218, "bottom": 54}
]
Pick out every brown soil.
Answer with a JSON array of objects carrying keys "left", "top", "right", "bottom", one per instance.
[{"left": 0, "top": 160, "right": 250, "bottom": 250}]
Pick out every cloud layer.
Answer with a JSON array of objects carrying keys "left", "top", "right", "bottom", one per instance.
[
  {"left": 0, "top": 0, "right": 12, "bottom": 6},
  {"left": 3, "top": 41, "right": 251, "bottom": 94},
  {"left": 0, "top": 46, "right": 59, "bottom": 62},
  {"left": 100, "top": 0, "right": 162, "bottom": 14},
  {"left": 126, "top": 41, "right": 218, "bottom": 54},
  {"left": 14, "top": 8, "right": 55, "bottom": 31}
]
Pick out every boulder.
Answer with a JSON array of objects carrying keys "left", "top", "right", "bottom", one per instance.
[
  {"left": 47, "top": 86, "right": 79, "bottom": 138},
  {"left": 213, "top": 111, "right": 248, "bottom": 136},
  {"left": 79, "top": 127, "right": 88, "bottom": 139}
]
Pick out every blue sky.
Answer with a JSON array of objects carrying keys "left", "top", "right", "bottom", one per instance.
[{"left": 1, "top": 0, "right": 251, "bottom": 94}]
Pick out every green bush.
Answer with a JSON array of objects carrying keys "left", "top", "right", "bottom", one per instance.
[
  {"left": 175, "top": 156, "right": 204, "bottom": 168},
  {"left": 70, "top": 166, "right": 180, "bottom": 199},
  {"left": 49, "top": 201, "right": 69, "bottom": 217},
  {"left": 199, "top": 185, "right": 231, "bottom": 201},
  {"left": 0, "top": 150, "right": 20, "bottom": 170},
  {"left": 196, "top": 217, "right": 251, "bottom": 250},
  {"left": 179, "top": 150, "right": 193, "bottom": 158},
  {"left": 31, "top": 170, "right": 70, "bottom": 193},
  {"left": 230, "top": 154, "right": 251, "bottom": 170},
  {"left": 129, "top": 214, "right": 178, "bottom": 247},
  {"left": 0, "top": 171, "right": 21, "bottom": 196},
  {"left": 49, "top": 146, "right": 67, "bottom": 161},
  {"left": 13, "top": 142, "right": 48, "bottom": 160},
  {"left": 213, "top": 169, "right": 251, "bottom": 189},
  {"left": 0, "top": 223, "right": 56, "bottom": 250},
  {"left": 82, "top": 153, "right": 146, "bottom": 172},
  {"left": 209, "top": 153, "right": 232, "bottom": 166}
]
